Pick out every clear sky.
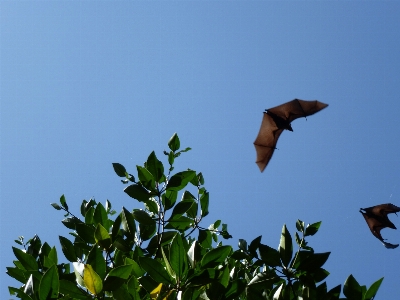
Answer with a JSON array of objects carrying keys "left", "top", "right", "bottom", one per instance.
[{"left": 1, "top": 1, "right": 400, "bottom": 299}]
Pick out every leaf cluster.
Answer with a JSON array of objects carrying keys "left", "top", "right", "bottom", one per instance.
[{"left": 7, "top": 133, "right": 383, "bottom": 300}]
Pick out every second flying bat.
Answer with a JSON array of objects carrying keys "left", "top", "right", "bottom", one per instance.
[{"left": 254, "top": 99, "right": 328, "bottom": 172}]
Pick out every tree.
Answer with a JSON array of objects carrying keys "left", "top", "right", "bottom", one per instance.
[{"left": 7, "top": 133, "right": 383, "bottom": 299}]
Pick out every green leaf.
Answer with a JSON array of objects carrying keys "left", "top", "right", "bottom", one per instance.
[
  {"left": 163, "top": 190, "right": 178, "bottom": 210},
  {"left": 59, "top": 236, "right": 77, "bottom": 262},
  {"left": 93, "top": 202, "right": 108, "bottom": 228},
  {"left": 297, "top": 252, "right": 330, "bottom": 272},
  {"left": 60, "top": 194, "right": 68, "bottom": 211},
  {"left": 47, "top": 247, "right": 58, "bottom": 266},
  {"left": 51, "top": 203, "right": 62, "bottom": 210},
  {"left": 305, "top": 221, "right": 322, "bottom": 236},
  {"left": 75, "top": 223, "right": 96, "bottom": 244},
  {"left": 259, "top": 244, "right": 281, "bottom": 267},
  {"left": 168, "top": 133, "right": 180, "bottom": 151},
  {"left": 113, "top": 163, "right": 127, "bottom": 177},
  {"left": 139, "top": 222, "right": 157, "bottom": 241},
  {"left": 125, "top": 257, "right": 145, "bottom": 278},
  {"left": 296, "top": 220, "right": 305, "bottom": 232},
  {"left": 343, "top": 274, "right": 362, "bottom": 300},
  {"left": 171, "top": 200, "right": 195, "bottom": 218},
  {"left": 144, "top": 198, "right": 159, "bottom": 215},
  {"left": 248, "top": 271, "right": 280, "bottom": 287},
  {"left": 166, "top": 171, "right": 196, "bottom": 192},
  {"left": 198, "top": 230, "right": 212, "bottom": 249},
  {"left": 200, "top": 191, "right": 209, "bottom": 217},
  {"left": 248, "top": 235, "right": 262, "bottom": 258},
  {"left": 94, "top": 223, "right": 112, "bottom": 250},
  {"left": 170, "top": 234, "right": 187, "bottom": 280},
  {"left": 364, "top": 277, "right": 383, "bottom": 300},
  {"left": 124, "top": 184, "right": 150, "bottom": 202},
  {"left": 87, "top": 246, "right": 106, "bottom": 280},
  {"left": 12, "top": 247, "right": 38, "bottom": 271},
  {"left": 8, "top": 287, "right": 34, "bottom": 300},
  {"left": 107, "top": 264, "right": 134, "bottom": 279},
  {"left": 146, "top": 151, "right": 164, "bottom": 182},
  {"left": 165, "top": 215, "right": 193, "bottom": 231},
  {"left": 59, "top": 279, "right": 89, "bottom": 299},
  {"left": 121, "top": 207, "right": 136, "bottom": 240},
  {"left": 137, "top": 166, "right": 155, "bottom": 190},
  {"left": 7, "top": 266, "right": 28, "bottom": 283},
  {"left": 201, "top": 245, "right": 232, "bottom": 268},
  {"left": 279, "top": 224, "right": 293, "bottom": 268},
  {"left": 84, "top": 264, "right": 103, "bottom": 295},
  {"left": 39, "top": 265, "right": 59, "bottom": 300},
  {"left": 238, "top": 239, "right": 247, "bottom": 251},
  {"left": 132, "top": 209, "right": 155, "bottom": 225},
  {"left": 84, "top": 207, "right": 95, "bottom": 225},
  {"left": 161, "top": 247, "right": 176, "bottom": 282},
  {"left": 139, "top": 257, "right": 174, "bottom": 284}
]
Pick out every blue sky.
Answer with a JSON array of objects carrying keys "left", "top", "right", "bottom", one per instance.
[{"left": 1, "top": 1, "right": 400, "bottom": 298}]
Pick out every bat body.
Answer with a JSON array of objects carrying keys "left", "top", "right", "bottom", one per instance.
[
  {"left": 254, "top": 99, "right": 328, "bottom": 172},
  {"left": 360, "top": 203, "right": 400, "bottom": 249}
]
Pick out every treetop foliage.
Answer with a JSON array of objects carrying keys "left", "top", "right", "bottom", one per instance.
[{"left": 7, "top": 133, "right": 383, "bottom": 299}]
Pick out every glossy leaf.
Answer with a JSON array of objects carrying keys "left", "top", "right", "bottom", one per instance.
[
  {"left": 163, "top": 190, "right": 178, "bottom": 211},
  {"left": 165, "top": 215, "right": 194, "bottom": 231},
  {"left": 124, "top": 184, "right": 150, "bottom": 202},
  {"left": 170, "top": 234, "right": 186, "bottom": 279},
  {"left": 58, "top": 236, "right": 77, "bottom": 262},
  {"left": 12, "top": 247, "right": 38, "bottom": 271},
  {"left": 112, "top": 163, "right": 127, "bottom": 177},
  {"left": 75, "top": 223, "right": 96, "bottom": 244},
  {"left": 139, "top": 257, "right": 174, "bottom": 285},
  {"left": 60, "top": 194, "right": 68, "bottom": 211},
  {"left": 121, "top": 207, "right": 136, "bottom": 240},
  {"left": 59, "top": 279, "right": 88, "bottom": 299},
  {"left": 94, "top": 223, "right": 112, "bottom": 249},
  {"left": 279, "top": 224, "right": 293, "bottom": 268},
  {"left": 201, "top": 245, "right": 232, "bottom": 268},
  {"left": 364, "top": 277, "right": 383, "bottom": 300},
  {"left": 87, "top": 246, "right": 106, "bottom": 280},
  {"left": 168, "top": 133, "right": 180, "bottom": 151},
  {"left": 84, "top": 264, "right": 103, "bottom": 296},
  {"left": 39, "top": 265, "right": 59, "bottom": 300},
  {"left": 137, "top": 166, "right": 155, "bottom": 190},
  {"left": 93, "top": 202, "right": 108, "bottom": 228},
  {"left": 343, "top": 274, "right": 362, "bottom": 300},
  {"left": 146, "top": 151, "right": 164, "bottom": 182},
  {"left": 259, "top": 244, "right": 281, "bottom": 267},
  {"left": 166, "top": 171, "right": 196, "bottom": 191},
  {"left": 305, "top": 221, "right": 322, "bottom": 236},
  {"left": 200, "top": 191, "right": 209, "bottom": 217},
  {"left": 171, "top": 200, "right": 195, "bottom": 218},
  {"left": 132, "top": 209, "right": 154, "bottom": 225}
]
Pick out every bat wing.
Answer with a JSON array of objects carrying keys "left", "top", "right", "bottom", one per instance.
[
  {"left": 267, "top": 99, "right": 328, "bottom": 123},
  {"left": 254, "top": 112, "right": 284, "bottom": 172},
  {"left": 360, "top": 203, "right": 400, "bottom": 248}
]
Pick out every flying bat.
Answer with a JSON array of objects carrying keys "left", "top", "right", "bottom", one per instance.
[
  {"left": 360, "top": 203, "right": 400, "bottom": 249},
  {"left": 253, "top": 99, "right": 328, "bottom": 172}
]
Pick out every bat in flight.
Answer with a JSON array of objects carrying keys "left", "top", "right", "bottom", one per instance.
[
  {"left": 360, "top": 203, "right": 400, "bottom": 249},
  {"left": 253, "top": 99, "right": 328, "bottom": 172}
]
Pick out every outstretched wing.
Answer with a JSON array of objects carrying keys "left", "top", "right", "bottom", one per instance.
[
  {"left": 267, "top": 99, "right": 328, "bottom": 123},
  {"left": 254, "top": 112, "right": 284, "bottom": 172},
  {"left": 360, "top": 203, "right": 400, "bottom": 248}
]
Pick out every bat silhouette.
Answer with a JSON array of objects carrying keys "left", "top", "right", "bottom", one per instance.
[
  {"left": 253, "top": 99, "right": 328, "bottom": 172},
  {"left": 360, "top": 203, "right": 400, "bottom": 249}
]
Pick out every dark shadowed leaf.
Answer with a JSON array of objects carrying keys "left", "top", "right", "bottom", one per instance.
[
  {"left": 343, "top": 274, "right": 362, "bottom": 300},
  {"left": 124, "top": 184, "right": 150, "bottom": 202},
  {"left": 112, "top": 163, "right": 127, "bottom": 177},
  {"left": 166, "top": 171, "right": 196, "bottom": 192}
]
